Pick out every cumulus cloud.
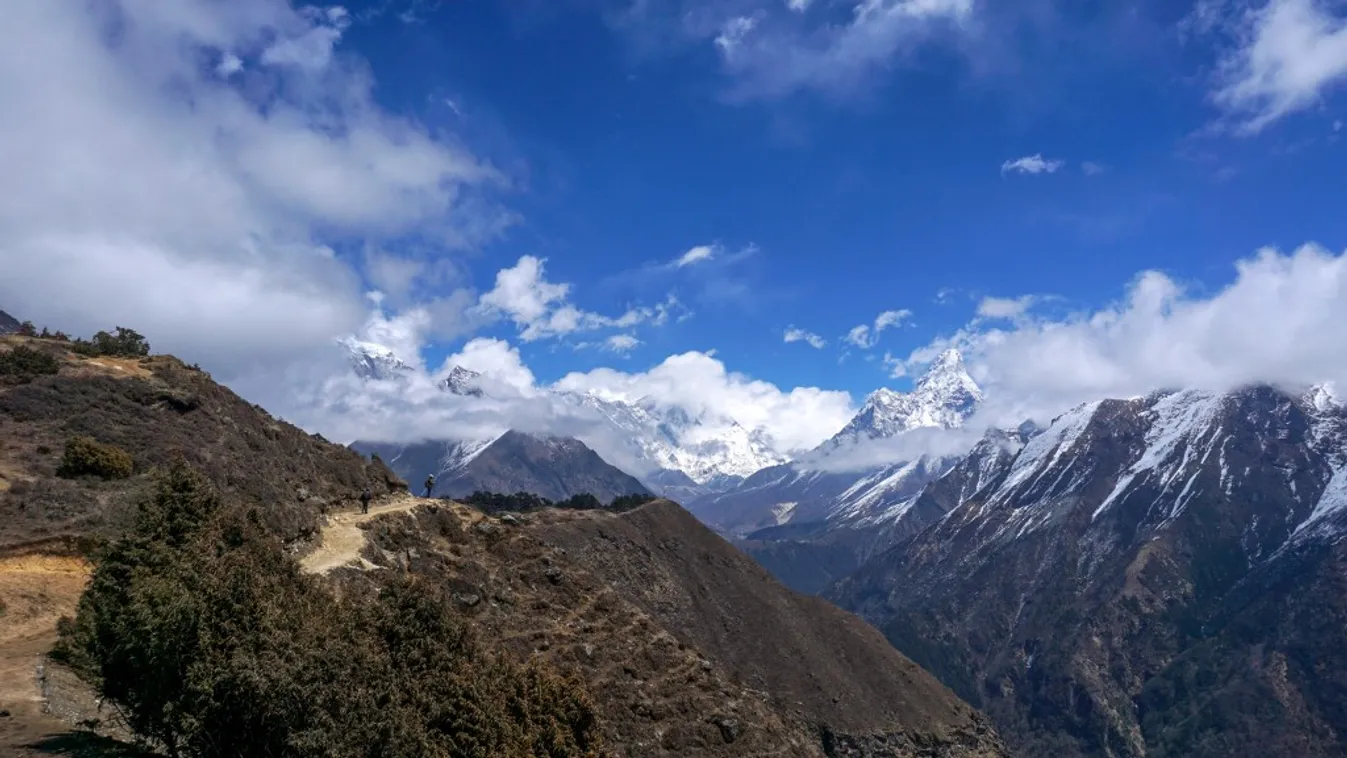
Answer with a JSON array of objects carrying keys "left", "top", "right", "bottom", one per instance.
[
  {"left": 845, "top": 308, "right": 912, "bottom": 348},
  {"left": 0, "top": 0, "right": 506, "bottom": 379},
  {"left": 892, "top": 243, "right": 1347, "bottom": 428},
  {"left": 784, "top": 326, "right": 827, "bottom": 349},
  {"left": 1206, "top": 0, "right": 1347, "bottom": 133},
  {"left": 555, "top": 351, "right": 855, "bottom": 453},
  {"left": 474, "top": 256, "right": 677, "bottom": 342},
  {"left": 262, "top": 337, "right": 857, "bottom": 477},
  {"left": 1001, "top": 154, "right": 1065, "bottom": 175}
]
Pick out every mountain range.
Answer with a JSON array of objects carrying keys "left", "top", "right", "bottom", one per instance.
[
  {"left": 343, "top": 332, "right": 1347, "bottom": 756},
  {"left": 0, "top": 329, "right": 1009, "bottom": 757},
  {"left": 828, "top": 383, "right": 1347, "bottom": 757},
  {"left": 342, "top": 339, "right": 994, "bottom": 593}
]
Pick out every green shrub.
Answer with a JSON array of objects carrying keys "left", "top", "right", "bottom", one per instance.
[
  {"left": 0, "top": 344, "right": 61, "bottom": 383},
  {"left": 71, "top": 326, "right": 150, "bottom": 358},
  {"left": 54, "top": 460, "right": 607, "bottom": 758},
  {"left": 56, "top": 436, "right": 134, "bottom": 480}
]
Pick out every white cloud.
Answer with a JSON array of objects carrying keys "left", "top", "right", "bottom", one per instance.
[
  {"left": 674, "top": 243, "right": 717, "bottom": 267},
  {"left": 1001, "top": 154, "right": 1065, "bottom": 175},
  {"left": 216, "top": 51, "right": 244, "bottom": 77},
  {"left": 976, "top": 295, "right": 1036, "bottom": 319},
  {"left": 475, "top": 256, "right": 683, "bottom": 342},
  {"left": 478, "top": 256, "right": 570, "bottom": 326},
  {"left": 715, "top": 16, "right": 759, "bottom": 55},
  {"left": 0, "top": 0, "right": 506, "bottom": 378},
  {"left": 784, "top": 326, "right": 827, "bottom": 349},
  {"left": 1082, "top": 161, "right": 1106, "bottom": 175},
  {"left": 893, "top": 243, "right": 1347, "bottom": 428},
  {"left": 845, "top": 308, "right": 912, "bottom": 348},
  {"left": 443, "top": 337, "right": 538, "bottom": 392},
  {"left": 1208, "top": 0, "right": 1347, "bottom": 133},
  {"left": 603, "top": 334, "right": 643, "bottom": 354},
  {"left": 708, "top": 0, "right": 975, "bottom": 99},
  {"left": 787, "top": 0, "right": 814, "bottom": 11},
  {"left": 555, "top": 351, "right": 855, "bottom": 453}
]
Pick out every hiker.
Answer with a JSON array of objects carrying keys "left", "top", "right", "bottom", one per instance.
[
  {"left": 359, "top": 486, "right": 372, "bottom": 514},
  {"left": 423, "top": 474, "right": 436, "bottom": 499}
]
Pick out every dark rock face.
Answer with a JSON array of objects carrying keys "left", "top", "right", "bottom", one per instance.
[
  {"left": 358, "top": 430, "right": 651, "bottom": 503},
  {"left": 828, "top": 386, "right": 1347, "bottom": 758},
  {"left": 0, "top": 310, "right": 20, "bottom": 335}
]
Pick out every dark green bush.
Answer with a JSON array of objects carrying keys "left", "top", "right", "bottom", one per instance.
[
  {"left": 71, "top": 326, "right": 150, "bottom": 358},
  {"left": 0, "top": 344, "right": 61, "bottom": 383},
  {"left": 54, "top": 460, "right": 606, "bottom": 758},
  {"left": 56, "top": 436, "right": 135, "bottom": 480}
]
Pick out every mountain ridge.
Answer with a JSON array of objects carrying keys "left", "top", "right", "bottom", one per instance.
[{"left": 827, "top": 382, "right": 1347, "bottom": 757}]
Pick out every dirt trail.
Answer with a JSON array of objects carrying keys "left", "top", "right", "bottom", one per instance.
[
  {"left": 300, "top": 495, "right": 431, "bottom": 575},
  {"left": 0, "top": 553, "right": 95, "bottom": 755}
]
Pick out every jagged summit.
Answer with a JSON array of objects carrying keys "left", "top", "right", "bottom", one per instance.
[
  {"left": 340, "top": 337, "right": 413, "bottom": 381},
  {"left": 824, "top": 348, "right": 983, "bottom": 448},
  {"left": 443, "top": 365, "right": 484, "bottom": 397}
]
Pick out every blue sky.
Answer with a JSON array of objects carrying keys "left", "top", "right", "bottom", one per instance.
[
  {"left": 339, "top": 0, "right": 1347, "bottom": 397},
  {"left": 4, "top": 0, "right": 1347, "bottom": 450}
]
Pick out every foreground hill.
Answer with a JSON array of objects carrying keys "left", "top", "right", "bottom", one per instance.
[
  {"left": 355, "top": 430, "right": 652, "bottom": 502},
  {"left": 829, "top": 386, "right": 1347, "bottom": 757},
  {"left": 0, "top": 334, "right": 403, "bottom": 548},
  {"left": 340, "top": 498, "right": 1009, "bottom": 757},
  {"left": 0, "top": 332, "right": 1009, "bottom": 757}
]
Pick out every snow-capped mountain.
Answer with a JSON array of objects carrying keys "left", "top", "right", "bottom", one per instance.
[
  {"left": 692, "top": 348, "right": 985, "bottom": 545},
  {"left": 443, "top": 365, "right": 484, "bottom": 397},
  {"left": 820, "top": 348, "right": 983, "bottom": 450},
  {"left": 341, "top": 337, "right": 413, "bottom": 380},
  {"left": 829, "top": 383, "right": 1347, "bottom": 756},
  {"left": 557, "top": 391, "right": 786, "bottom": 487}
]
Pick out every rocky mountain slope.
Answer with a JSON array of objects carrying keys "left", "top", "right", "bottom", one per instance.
[
  {"left": 0, "top": 309, "right": 19, "bottom": 335},
  {"left": 0, "top": 334, "right": 403, "bottom": 548},
  {"left": 0, "top": 331, "right": 1011, "bottom": 757},
  {"left": 829, "top": 384, "right": 1347, "bottom": 757},
  {"left": 345, "top": 497, "right": 1011, "bottom": 757},
  {"left": 355, "top": 430, "right": 652, "bottom": 503}
]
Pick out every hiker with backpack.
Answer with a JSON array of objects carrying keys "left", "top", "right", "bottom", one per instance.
[
  {"left": 359, "top": 486, "right": 372, "bottom": 514},
  {"left": 423, "top": 474, "right": 436, "bottom": 498}
]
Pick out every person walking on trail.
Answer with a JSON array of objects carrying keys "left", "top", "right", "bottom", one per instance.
[
  {"left": 359, "top": 486, "right": 372, "bottom": 515},
  {"left": 423, "top": 474, "right": 436, "bottom": 499}
]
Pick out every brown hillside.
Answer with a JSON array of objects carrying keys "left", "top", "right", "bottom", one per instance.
[
  {"left": 340, "top": 500, "right": 1008, "bottom": 757},
  {"left": 0, "top": 335, "right": 404, "bottom": 547}
]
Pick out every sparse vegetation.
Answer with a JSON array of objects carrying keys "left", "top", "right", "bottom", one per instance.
[
  {"left": 461, "top": 490, "right": 658, "bottom": 515},
  {"left": 57, "top": 436, "right": 135, "bottom": 480},
  {"left": 0, "top": 344, "right": 61, "bottom": 384},
  {"left": 54, "top": 460, "right": 606, "bottom": 758}
]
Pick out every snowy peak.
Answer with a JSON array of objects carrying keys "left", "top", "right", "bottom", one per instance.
[
  {"left": 341, "top": 337, "right": 413, "bottom": 381},
  {"left": 825, "top": 349, "right": 983, "bottom": 447},
  {"left": 443, "top": 365, "right": 484, "bottom": 397}
]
